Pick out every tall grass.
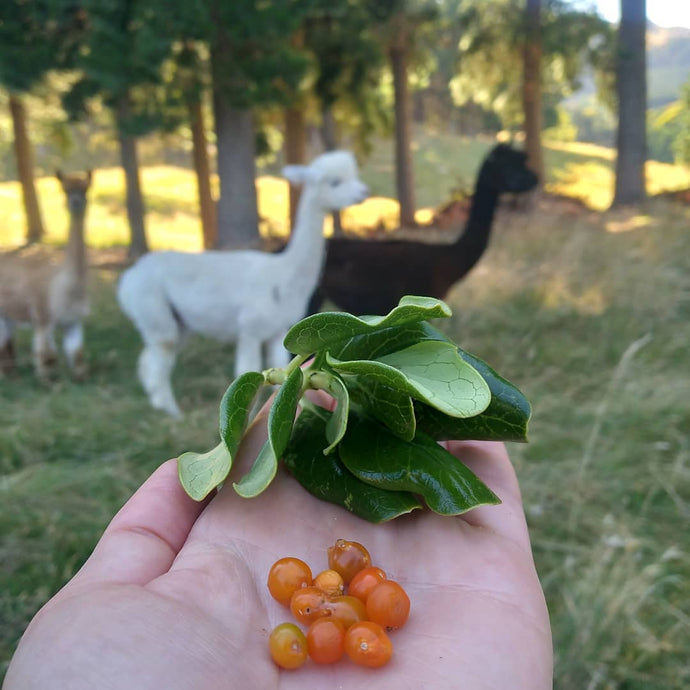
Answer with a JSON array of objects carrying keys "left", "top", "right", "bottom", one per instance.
[{"left": 1, "top": 139, "right": 689, "bottom": 686}]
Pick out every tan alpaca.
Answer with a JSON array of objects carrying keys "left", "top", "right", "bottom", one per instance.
[{"left": 0, "top": 170, "right": 92, "bottom": 379}]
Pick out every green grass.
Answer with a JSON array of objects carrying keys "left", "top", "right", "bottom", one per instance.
[{"left": 1, "top": 137, "right": 690, "bottom": 686}]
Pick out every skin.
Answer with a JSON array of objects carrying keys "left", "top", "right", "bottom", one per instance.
[{"left": 4, "top": 397, "right": 553, "bottom": 690}]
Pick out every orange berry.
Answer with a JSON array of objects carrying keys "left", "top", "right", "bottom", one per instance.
[
  {"left": 269, "top": 623, "right": 308, "bottom": 669},
  {"left": 327, "top": 539, "right": 371, "bottom": 584},
  {"left": 322, "top": 595, "right": 367, "bottom": 629},
  {"left": 344, "top": 621, "right": 393, "bottom": 668},
  {"left": 306, "top": 617, "right": 346, "bottom": 664},
  {"left": 267, "top": 557, "right": 312, "bottom": 607},
  {"left": 348, "top": 566, "right": 387, "bottom": 603},
  {"left": 289, "top": 586, "right": 330, "bottom": 625},
  {"left": 313, "top": 569, "right": 345, "bottom": 596},
  {"left": 366, "top": 580, "right": 410, "bottom": 631}
]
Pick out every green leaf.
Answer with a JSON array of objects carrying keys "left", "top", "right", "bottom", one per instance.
[
  {"left": 328, "top": 340, "right": 491, "bottom": 419},
  {"left": 233, "top": 440, "right": 277, "bottom": 498},
  {"left": 178, "top": 441, "right": 232, "bottom": 501},
  {"left": 232, "top": 368, "right": 303, "bottom": 499},
  {"left": 415, "top": 350, "right": 532, "bottom": 442},
  {"left": 284, "top": 296, "right": 452, "bottom": 355},
  {"left": 219, "top": 371, "right": 265, "bottom": 456},
  {"left": 283, "top": 408, "right": 423, "bottom": 523},
  {"left": 339, "top": 414, "right": 500, "bottom": 515},
  {"left": 268, "top": 367, "right": 304, "bottom": 461},
  {"left": 309, "top": 372, "right": 350, "bottom": 454},
  {"left": 329, "top": 321, "right": 442, "bottom": 361},
  {"left": 341, "top": 376, "right": 416, "bottom": 441},
  {"left": 377, "top": 341, "right": 491, "bottom": 417}
]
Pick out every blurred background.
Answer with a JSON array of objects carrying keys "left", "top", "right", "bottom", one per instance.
[{"left": 1, "top": 1, "right": 689, "bottom": 687}]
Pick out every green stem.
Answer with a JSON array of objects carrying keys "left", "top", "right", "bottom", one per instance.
[
  {"left": 285, "top": 353, "right": 309, "bottom": 376},
  {"left": 264, "top": 353, "right": 310, "bottom": 385},
  {"left": 308, "top": 370, "right": 332, "bottom": 392}
]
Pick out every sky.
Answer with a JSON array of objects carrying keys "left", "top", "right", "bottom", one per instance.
[{"left": 592, "top": 0, "right": 690, "bottom": 29}]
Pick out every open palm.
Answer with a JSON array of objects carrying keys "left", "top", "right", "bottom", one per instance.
[{"left": 6, "top": 412, "right": 552, "bottom": 690}]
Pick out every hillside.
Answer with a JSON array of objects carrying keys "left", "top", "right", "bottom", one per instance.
[
  {"left": 567, "top": 24, "right": 690, "bottom": 109},
  {"left": 647, "top": 25, "right": 690, "bottom": 106}
]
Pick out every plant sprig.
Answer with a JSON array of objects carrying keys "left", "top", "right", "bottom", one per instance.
[{"left": 178, "top": 296, "right": 531, "bottom": 522}]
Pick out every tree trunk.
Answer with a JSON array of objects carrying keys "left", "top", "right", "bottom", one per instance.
[
  {"left": 115, "top": 95, "right": 149, "bottom": 258},
  {"left": 522, "top": 0, "right": 544, "bottom": 184},
  {"left": 612, "top": 0, "right": 647, "bottom": 206},
  {"left": 389, "top": 25, "right": 416, "bottom": 228},
  {"left": 212, "top": 99, "right": 260, "bottom": 249},
  {"left": 8, "top": 94, "right": 45, "bottom": 243},
  {"left": 284, "top": 107, "right": 306, "bottom": 232},
  {"left": 320, "top": 106, "right": 344, "bottom": 237},
  {"left": 189, "top": 100, "right": 217, "bottom": 249}
]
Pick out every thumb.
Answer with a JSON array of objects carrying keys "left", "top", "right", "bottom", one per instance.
[{"left": 67, "top": 459, "right": 207, "bottom": 588}]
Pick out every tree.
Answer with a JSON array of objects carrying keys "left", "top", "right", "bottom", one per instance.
[
  {"left": 0, "top": 1, "right": 81, "bottom": 242},
  {"left": 7, "top": 94, "right": 45, "bottom": 243},
  {"left": 612, "top": 0, "right": 647, "bottom": 206},
  {"left": 378, "top": 1, "right": 438, "bottom": 227},
  {"left": 453, "top": 0, "right": 611, "bottom": 144},
  {"left": 207, "top": 1, "right": 312, "bottom": 249},
  {"left": 62, "top": 0, "right": 179, "bottom": 256},
  {"left": 300, "top": 1, "right": 390, "bottom": 234},
  {"left": 522, "top": 0, "right": 544, "bottom": 182}
]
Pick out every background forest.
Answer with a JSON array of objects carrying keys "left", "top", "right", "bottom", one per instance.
[{"left": 1, "top": 0, "right": 689, "bottom": 688}]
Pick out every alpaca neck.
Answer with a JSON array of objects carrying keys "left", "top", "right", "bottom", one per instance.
[
  {"left": 282, "top": 186, "right": 327, "bottom": 281},
  {"left": 455, "top": 172, "right": 500, "bottom": 261},
  {"left": 64, "top": 209, "right": 87, "bottom": 282}
]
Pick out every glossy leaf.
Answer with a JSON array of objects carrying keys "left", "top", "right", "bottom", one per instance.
[
  {"left": 268, "top": 367, "right": 304, "bottom": 461},
  {"left": 339, "top": 414, "right": 500, "bottom": 515},
  {"left": 328, "top": 340, "right": 490, "bottom": 419},
  {"left": 219, "top": 371, "right": 265, "bottom": 456},
  {"left": 329, "top": 321, "right": 442, "bottom": 362},
  {"left": 233, "top": 440, "right": 277, "bottom": 498},
  {"left": 284, "top": 296, "right": 452, "bottom": 355},
  {"left": 342, "top": 375, "right": 416, "bottom": 441},
  {"left": 415, "top": 349, "right": 532, "bottom": 442},
  {"left": 283, "top": 408, "right": 422, "bottom": 522},
  {"left": 309, "top": 372, "right": 350, "bottom": 454},
  {"left": 178, "top": 441, "right": 232, "bottom": 501},
  {"left": 377, "top": 341, "right": 491, "bottom": 417}
]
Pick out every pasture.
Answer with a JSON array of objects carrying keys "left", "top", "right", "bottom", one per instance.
[{"left": 1, "top": 138, "right": 689, "bottom": 688}]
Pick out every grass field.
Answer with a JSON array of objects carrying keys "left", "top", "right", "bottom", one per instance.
[{"left": 1, "top": 136, "right": 689, "bottom": 687}]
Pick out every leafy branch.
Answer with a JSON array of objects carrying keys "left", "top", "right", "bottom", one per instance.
[{"left": 178, "top": 296, "right": 531, "bottom": 522}]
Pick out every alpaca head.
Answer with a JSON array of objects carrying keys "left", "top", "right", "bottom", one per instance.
[
  {"left": 56, "top": 169, "right": 93, "bottom": 214},
  {"left": 283, "top": 151, "right": 369, "bottom": 212},
  {"left": 480, "top": 145, "right": 538, "bottom": 195}
]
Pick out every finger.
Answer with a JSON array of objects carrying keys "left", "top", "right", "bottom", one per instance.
[
  {"left": 445, "top": 440, "right": 532, "bottom": 548},
  {"left": 70, "top": 459, "right": 207, "bottom": 587}
]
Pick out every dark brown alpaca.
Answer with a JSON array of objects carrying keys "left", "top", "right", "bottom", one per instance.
[{"left": 308, "top": 144, "right": 538, "bottom": 315}]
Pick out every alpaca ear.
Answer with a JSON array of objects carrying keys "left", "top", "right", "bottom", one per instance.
[
  {"left": 56, "top": 169, "right": 64, "bottom": 182},
  {"left": 282, "top": 165, "right": 316, "bottom": 186},
  {"left": 86, "top": 169, "right": 93, "bottom": 185}
]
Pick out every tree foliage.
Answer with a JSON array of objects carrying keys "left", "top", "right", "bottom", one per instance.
[{"left": 451, "top": 0, "right": 612, "bottom": 130}]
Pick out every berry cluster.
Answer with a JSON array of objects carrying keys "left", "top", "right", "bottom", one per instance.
[{"left": 267, "top": 539, "right": 411, "bottom": 670}]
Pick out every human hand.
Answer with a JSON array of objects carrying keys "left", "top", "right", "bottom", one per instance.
[{"left": 5, "top": 404, "right": 552, "bottom": 689}]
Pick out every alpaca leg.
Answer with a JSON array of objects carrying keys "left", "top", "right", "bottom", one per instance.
[
  {"left": 32, "top": 326, "right": 58, "bottom": 381},
  {"left": 234, "top": 333, "right": 263, "bottom": 377},
  {"left": 0, "top": 319, "right": 16, "bottom": 375},
  {"left": 62, "top": 322, "right": 87, "bottom": 380},
  {"left": 137, "top": 342, "right": 181, "bottom": 417}
]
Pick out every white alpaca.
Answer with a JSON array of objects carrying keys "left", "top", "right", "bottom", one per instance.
[
  {"left": 0, "top": 170, "right": 92, "bottom": 379},
  {"left": 118, "top": 150, "right": 368, "bottom": 417}
]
